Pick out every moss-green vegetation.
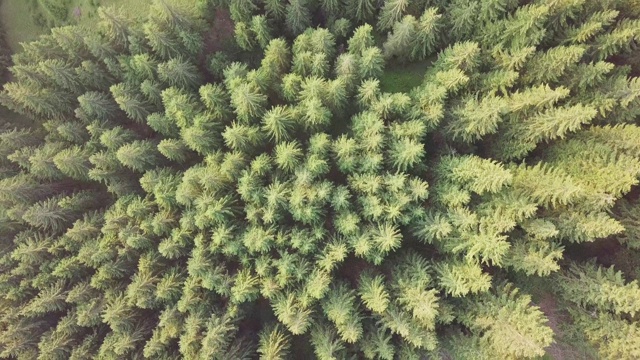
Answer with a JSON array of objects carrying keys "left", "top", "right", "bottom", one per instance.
[
  {"left": 0, "top": 0, "right": 44, "bottom": 51},
  {"left": 379, "top": 59, "right": 431, "bottom": 93}
]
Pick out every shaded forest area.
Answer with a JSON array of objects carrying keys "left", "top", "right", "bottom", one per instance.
[{"left": 1, "top": 0, "right": 640, "bottom": 359}]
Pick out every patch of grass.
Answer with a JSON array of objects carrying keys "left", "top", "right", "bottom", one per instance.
[
  {"left": 379, "top": 59, "right": 432, "bottom": 93},
  {"left": 0, "top": 0, "right": 47, "bottom": 52}
]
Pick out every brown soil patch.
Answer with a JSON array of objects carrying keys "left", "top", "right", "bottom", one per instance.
[
  {"left": 539, "top": 294, "right": 562, "bottom": 334},
  {"left": 203, "top": 8, "right": 235, "bottom": 54},
  {"left": 538, "top": 294, "right": 594, "bottom": 360}
]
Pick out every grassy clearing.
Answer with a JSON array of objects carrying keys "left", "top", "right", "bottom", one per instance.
[
  {"left": 379, "top": 59, "right": 432, "bottom": 93},
  {"left": 0, "top": 0, "right": 151, "bottom": 53},
  {"left": 0, "top": 0, "right": 44, "bottom": 52}
]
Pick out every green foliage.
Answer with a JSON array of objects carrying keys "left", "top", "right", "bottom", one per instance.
[
  {"left": 234, "top": 22, "right": 255, "bottom": 51},
  {"left": 116, "top": 140, "right": 160, "bottom": 172},
  {"left": 285, "top": 0, "right": 312, "bottom": 36},
  {"left": 348, "top": 0, "right": 375, "bottom": 23},
  {"left": 230, "top": 82, "right": 268, "bottom": 122},
  {"left": 230, "top": 0, "right": 258, "bottom": 23},
  {"left": 460, "top": 283, "right": 554, "bottom": 359},
  {"left": 251, "top": 15, "right": 273, "bottom": 49},
  {"left": 358, "top": 272, "right": 389, "bottom": 314},
  {"left": 310, "top": 323, "right": 346, "bottom": 360},
  {"left": 258, "top": 324, "right": 290, "bottom": 360},
  {"left": 53, "top": 146, "right": 92, "bottom": 180},
  {"left": 382, "top": 8, "right": 441, "bottom": 62},
  {"left": 377, "top": 0, "right": 409, "bottom": 32},
  {"left": 558, "top": 261, "right": 640, "bottom": 316},
  {"left": 323, "top": 283, "right": 363, "bottom": 343},
  {"left": 554, "top": 260, "right": 640, "bottom": 359},
  {"left": 262, "top": 106, "right": 295, "bottom": 142},
  {"left": 1, "top": 1, "right": 640, "bottom": 359},
  {"left": 158, "top": 58, "right": 202, "bottom": 89}
]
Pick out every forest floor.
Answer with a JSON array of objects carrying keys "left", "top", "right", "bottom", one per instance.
[
  {"left": 203, "top": 8, "right": 235, "bottom": 54},
  {"left": 507, "top": 272, "right": 596, "bottom": 360},
  {"left": 380, "top": 59, "right": 432, "bottom": 93},
  {"left": 0, "top": 102, "right": 34, "bottom": 127},
  {"left": 537, "top": 294, "right": 594, "bottom": 360}
]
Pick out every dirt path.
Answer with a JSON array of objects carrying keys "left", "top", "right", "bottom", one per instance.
[
  {"left": 203, "top": 8, "right": 235, "bottom": 54},
  {"left": 538, "top": 294, "right": 593, "bottom": 360}
]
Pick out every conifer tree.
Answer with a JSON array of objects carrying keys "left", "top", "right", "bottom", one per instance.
[
  {"left": 158, "top": 58, "right": 202, "bottom": 89},
  {"left": 251, "top": 15, "right": 273, "bottom": 49},
  {"left": 110, "top": 83, "right": 153, "bottom": 123},
  {"left": 230, "top": 0, "right": 259, "bottom": 23},
  {"left": 411, "top": 8, "right": 442, "bottom": 61},
  {"left": 77, "top": 92, "right": 120, "bottom": 121},
  {"left": 116, "top": 140, "right": 160, "bottom": 172},
  {"left": 230, "top": 82, "right": 268, "bottom": 123},
  {"left": 459, "top": 283, "right": 553, "bottom": 359},
  {"left": 382, "top": 15, "right": 417, "bottom": 61},
  {"left": 234, "top": 22, "right": 255, "bottom": 51},
  {"left": 377, "top": 0, "right": 409, "bottom": 31},
  {"left": 286, "top": 0, "right": 312, "bottom": 36},
  {"left": 348, "top": 0, "right": 376, "bottom": 23}
]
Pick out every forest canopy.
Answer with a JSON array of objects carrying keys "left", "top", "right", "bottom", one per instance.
[{"left": 1, "top": 0, "right": 640, "bottom": 359}]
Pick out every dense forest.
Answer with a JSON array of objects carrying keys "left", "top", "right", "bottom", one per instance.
[{"left": 1, "top": 0, "right": 640, "bottom": 358}]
